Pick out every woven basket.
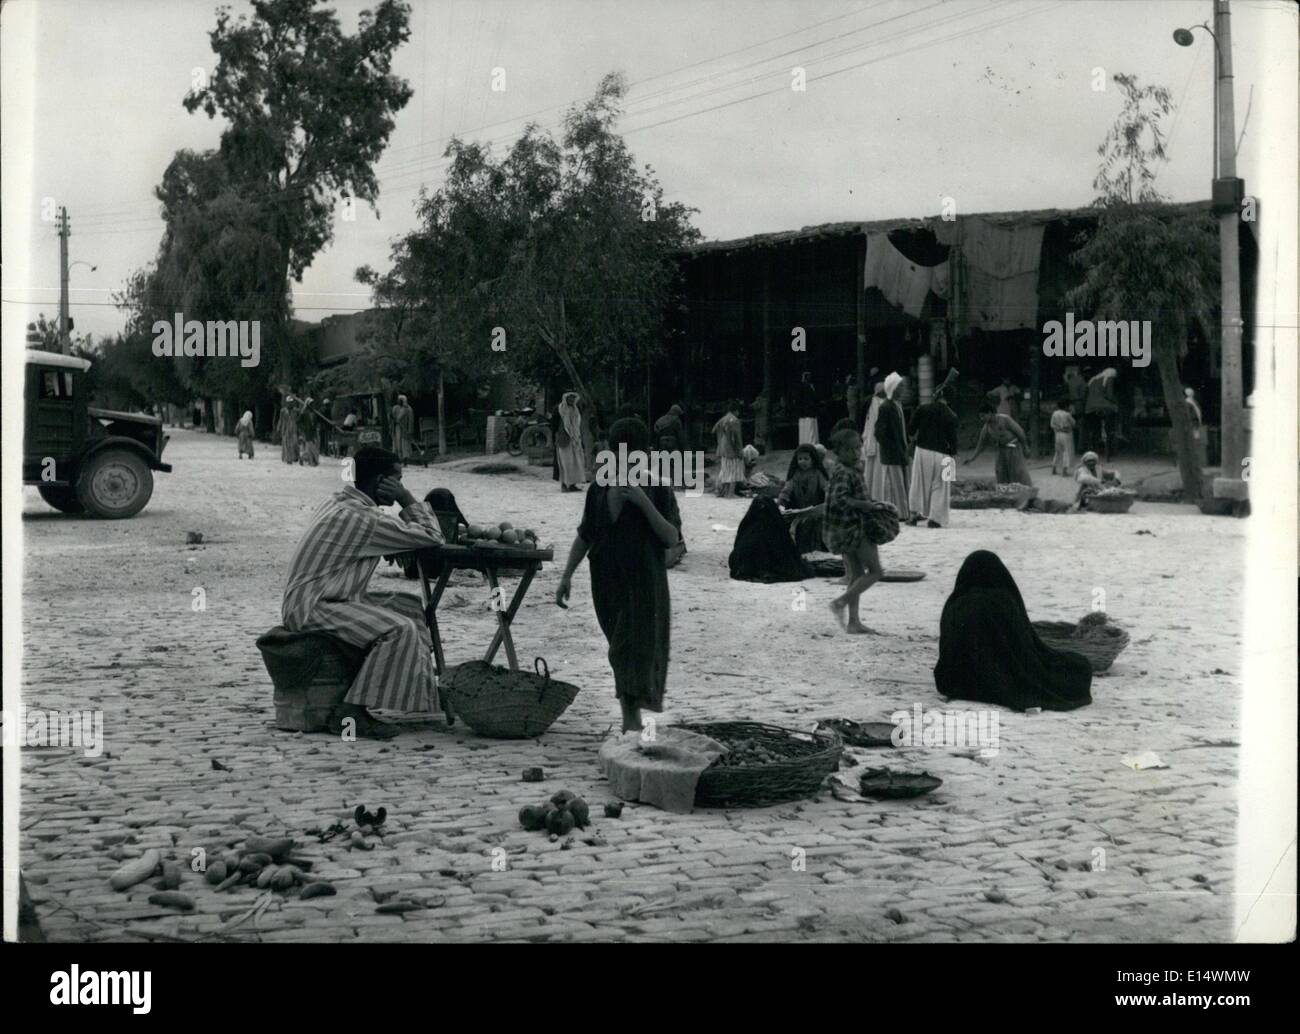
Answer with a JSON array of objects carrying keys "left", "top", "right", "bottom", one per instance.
[
  {"left": 1086, "top": 493, "right": 1135, "bottom": 513},
  {"left": 951, "top": 485, "right": 1038, "bottom": 510},
  {"left": 681, "top": 721, "right": 843, "bottom": 808},
  {"left": 440, "top": 657, "right": 579, "bottom": 739},
  {"left": 1033, "top": 619, "right": 1131, "bottom": 673}
]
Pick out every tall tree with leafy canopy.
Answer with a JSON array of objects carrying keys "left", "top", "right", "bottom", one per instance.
[
  {"left": 1066, "top": 73, "right": 1219, "bottom": 500},
  {"left": 395, "top": 74, "right": 698, "bottom": 414},
  {"left": 182, "top": 0, "right": 414, "bottom": 390}
]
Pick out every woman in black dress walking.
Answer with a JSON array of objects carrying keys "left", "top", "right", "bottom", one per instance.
[{"left": 555, "top": 418, "right": 681, "bottom": 733}]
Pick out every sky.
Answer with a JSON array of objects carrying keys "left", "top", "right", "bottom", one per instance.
[{"left": 3, "top": 0, "right": 1297, "bottom": 340}]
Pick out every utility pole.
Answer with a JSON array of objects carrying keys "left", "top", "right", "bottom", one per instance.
[
  {"left": 1212, "top": 0, "right": 1248, "bottom": 503},
  {"left": 57, "top": 206, "right": 71, "bottom": 354}
]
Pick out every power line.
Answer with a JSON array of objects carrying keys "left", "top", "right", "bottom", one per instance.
[{"left": 68, "top": 1, "right": 914, "bottom": 223}]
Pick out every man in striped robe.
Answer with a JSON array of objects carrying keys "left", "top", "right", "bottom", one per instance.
[{"left": 282, "top": 447, "right": 444, "bottom": 739}]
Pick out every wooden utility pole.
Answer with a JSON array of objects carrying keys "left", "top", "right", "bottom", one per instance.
[
  {"left": 1212, "top": 0, "right": 1248, "bottom": 501},
  {"left": 855, "top": 236, "right": 867, "bottom": 410},
  {"left": 759, "top": 252, "right": 773, "bottom": 445},
  {"left": 57, "top": 207, "right": 70, "bottom": 354}
]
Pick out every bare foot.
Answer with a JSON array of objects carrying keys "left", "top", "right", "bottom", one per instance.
[
  {"left": 846, "top": 622, "right": 882, "bottom": 635},
  {"left": 829, "top": 599, "right": 849, "bottom": 630}
]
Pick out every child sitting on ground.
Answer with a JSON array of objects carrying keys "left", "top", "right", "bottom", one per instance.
[{"left": 824, "top": 429, "right": 899, "bottom": 634}]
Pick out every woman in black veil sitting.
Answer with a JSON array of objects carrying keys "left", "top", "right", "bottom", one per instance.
[{"left": 934, "top": 550, "right": 1092, "bottom": 712}]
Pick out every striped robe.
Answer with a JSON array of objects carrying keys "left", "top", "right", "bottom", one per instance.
[{"left": 282, "top": 485, "right": 444, "bottom": 713}]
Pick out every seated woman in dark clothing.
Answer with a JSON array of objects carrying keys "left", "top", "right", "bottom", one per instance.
[
  {"left": 934, "top": 550, "right": 1092, "bottom": 712},
  {"left": 778, "top": 443, "right": 829, "bottom": 553}
]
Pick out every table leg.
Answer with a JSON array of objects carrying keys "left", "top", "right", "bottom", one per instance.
[
  {"left": 484, "top": 563, "right": 537, "bottom": 670},
  {"left": 416, "top": 554, "right": 456, "bottom": 725},
  {"left": 426, "top": 565, "right": 453, "bottom": 676}
]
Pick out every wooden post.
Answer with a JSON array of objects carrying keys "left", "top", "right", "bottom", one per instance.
[
  {"left": 856, "top": 235, "right": 867, "bottom": 408},
  {"left": 1212, "top": 0, "right": 1247, "bottom": 500},
  {"left": 436, "top": 366, "right": 447, "bottom": 457},
  {"left": 1029, "top": 338, "right": 1041, "bottom": 458},
  {"left": 760, "top": 251, "right": 773, "bottom": 446}
]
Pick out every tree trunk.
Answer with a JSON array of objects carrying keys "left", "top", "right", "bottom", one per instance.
[
  {"left": 222, "top": 398, "right": 237, "bottom": 436},
  {"left": 204, "top": 398, "right": 217, "bottom": 434},
  {"left": 437, "top": 367, "right": 447, "bottom": 458},
  {"left": 1153, "top": 332, "right": 1202, "bottom": 501}
]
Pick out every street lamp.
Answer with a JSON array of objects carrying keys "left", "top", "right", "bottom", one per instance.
[
  {"left": 69, "top": 260, "right": 98, "bottom": 273},
  {"left": 1173, "top": 2, "right": 1248, "bottom": 504},
  {"left": 1172, "top": 23, "right": 1220, "bottom": 178}
]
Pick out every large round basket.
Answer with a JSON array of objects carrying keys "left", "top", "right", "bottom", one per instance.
[
  {"left": 680, "top": 721, "right": 843, "bottom": 808},
  {"left": 951, "top": 483, "right": 1038, "bottom": 510},
  {"left": 440, "top": 658, "right": 579, "bottom": 739},
  {"left": 1033, "top": 620, "right": 1130, "bottom": 673},
  {"left": 1086, "top": 493, "right": 1135, "bottom": 514}
]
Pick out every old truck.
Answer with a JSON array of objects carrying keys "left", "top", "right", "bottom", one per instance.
[{"left": 24, "top": 349, "right": 172, "bottom": 518}]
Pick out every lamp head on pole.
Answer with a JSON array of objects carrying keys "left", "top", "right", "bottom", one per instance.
[{"left": 1172, "top": 27, "right": 1195, "bottom": 46}]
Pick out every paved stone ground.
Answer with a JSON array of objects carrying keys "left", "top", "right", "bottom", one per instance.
[{"left": 16, "top": 430, "right": 1243, "bottom": 942}]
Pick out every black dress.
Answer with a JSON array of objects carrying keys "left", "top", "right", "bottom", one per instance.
[
  {"left": 934, "top": 551, "right": 1093, "bottom": 712},
  {"left": 578, "top": 485, "right": 677, "bottom": 712}
]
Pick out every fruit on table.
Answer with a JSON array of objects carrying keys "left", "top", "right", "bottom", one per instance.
[
  {"left": 499, "top": 521, "right": 513, "bottom": 531},
  {"left": 109, "top": 849, "right": 162, "bottom": 891},
  {"left": 466, "top": 524, "right": 483, "bottom": 538},
  {"left": 484, "top": 527, "right": 502, "bottom": 541},
  {"left": 568, "top": 797, "right": 590, "bottom": 828},
  {"left": 501, "top": 529, "right": 519, "bottom": 544},
  {"left": 551, "top": 790, "right": 577, "bottom": 807}
]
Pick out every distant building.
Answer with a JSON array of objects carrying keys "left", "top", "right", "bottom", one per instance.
[{"left": 665, "top": 201, "right": 1257, "bottom": 457}]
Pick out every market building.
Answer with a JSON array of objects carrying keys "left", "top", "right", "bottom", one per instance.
[{"left": 662, "top": 201, "right": 1258, "bottom": 459}]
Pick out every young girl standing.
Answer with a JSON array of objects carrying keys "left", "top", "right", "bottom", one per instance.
[
  {"left": 824, "top": 429, "right": 898, "bottom": 635},
  {"left": 555, "top": 417, "right": 681, "bottom": 733}
]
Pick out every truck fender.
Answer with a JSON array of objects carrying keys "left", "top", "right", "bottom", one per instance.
[{"left": 79, "top": 436, "right": 172, "bottom": 475}]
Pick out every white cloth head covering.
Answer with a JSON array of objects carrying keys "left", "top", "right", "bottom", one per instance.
[
  {"left": 884, "top": 371, "right": 903, "bottom": 399},
  {"left": 1080, "top": 451, "right": 1099, "bottom": 464},
  {"left": 237, "top": 410, "right": 253, "bottom": 429},
  {"left": 558, "top": 393, "right": 582, "bottom": 443},
  {"left": 742, "top": 444, "right": 760, "bottom": 464}
]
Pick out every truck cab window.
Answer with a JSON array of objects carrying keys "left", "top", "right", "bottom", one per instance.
[{"left": 39, "top": 370, "right": 73, "bottom": 400}]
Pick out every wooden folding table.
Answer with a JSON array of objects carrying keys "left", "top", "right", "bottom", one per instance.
[{"left": 413, "top": 542, "right": 555, "bottom": 677}]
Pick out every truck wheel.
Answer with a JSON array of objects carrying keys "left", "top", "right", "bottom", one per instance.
[
  {"left": 37, "top": 485, "right": 86, "bottom": 514},
  {"left": 77, "top": 449, "right": 154, "bottom": 518}
]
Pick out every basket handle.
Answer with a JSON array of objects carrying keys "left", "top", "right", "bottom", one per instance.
[{"left": 534, "top": 657, "right": 550, "bottom": 702}]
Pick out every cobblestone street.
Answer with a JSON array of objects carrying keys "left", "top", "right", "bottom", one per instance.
[{"left": 17, "top": 431, "right": 1244, "bottom": 942}]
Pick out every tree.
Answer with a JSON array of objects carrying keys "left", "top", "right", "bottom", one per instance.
[
  {"left": 181, "top": 0, "right": 414, "bottom": 417},
  {"left": 1066, "top": 73, "right": 1219, "bottom": 500},
  {"left": 77, "top": 332, "right": 189, "bottom": 413},
  {"left": 387, "top": 74, "right": 698, "bottom": 418}
]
